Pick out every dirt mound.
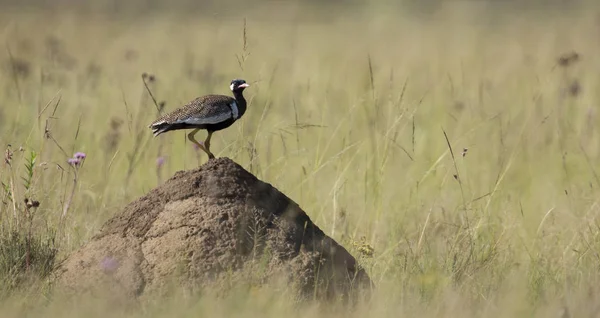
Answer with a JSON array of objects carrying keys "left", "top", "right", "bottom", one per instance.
[{"left": 54, "top": 158, "right": 372, "bottom": 301}]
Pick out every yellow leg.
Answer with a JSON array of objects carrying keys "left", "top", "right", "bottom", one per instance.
[
  {"left": 187, "top": 128, "right": 213, "bottom": 160},
  {"left": 204, "top": 131, "right": 215, "bottom": 159}
]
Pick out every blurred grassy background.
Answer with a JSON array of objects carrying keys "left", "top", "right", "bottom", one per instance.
[{"left": 1, "top": 0, "right": 600, "bottom": 317}]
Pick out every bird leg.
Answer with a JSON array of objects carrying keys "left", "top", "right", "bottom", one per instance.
[
  {"left": 187, "top": 129, "right": 213, "bottom": 159},
  {"left": 204, "top": 131, "right": 215, "bottom": 159}
]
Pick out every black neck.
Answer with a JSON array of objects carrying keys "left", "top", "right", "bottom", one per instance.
[{"left": 233, "top": 89, "right": 247, "bottom": 117}]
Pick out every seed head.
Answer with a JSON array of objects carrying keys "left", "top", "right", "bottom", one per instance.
[
  {"left": 74, "top": 152, "right": 86, "bottom": 160},
  {"left": 156, "top": 156, "right": 165, "bottom": 167},
  {"left": 4, "top": 146, "right": 12, "bottom": 166},
  {"left": 557, "top": 52, "right": 580, "bottom": 67},
  {"left": 67, "top": 158, "right": 80, "bottom": 166},
  {"left": 24, "top": 198, "right": 40, "bottom": 209}
]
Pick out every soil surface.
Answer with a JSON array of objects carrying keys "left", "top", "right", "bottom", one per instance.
[{"left": 54, "top": 158, "right": 372, "bottom": 301}]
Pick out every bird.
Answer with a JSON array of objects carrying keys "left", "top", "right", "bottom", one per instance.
[{"left": 148, "top": 79, "right": 250, "bottom": 160}]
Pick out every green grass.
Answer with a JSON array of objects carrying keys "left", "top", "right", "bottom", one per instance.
[{"left": 1, "top": 1, "right": 600, "bottom": 317}]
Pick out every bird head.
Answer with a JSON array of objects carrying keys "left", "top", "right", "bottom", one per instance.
[{"left": 230, "top": 79, "right": 250, "bottom": 92}]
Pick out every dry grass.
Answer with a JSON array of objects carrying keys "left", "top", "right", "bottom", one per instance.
[{"left": 1, "top": 1, "right": 600, "bottom": 317}]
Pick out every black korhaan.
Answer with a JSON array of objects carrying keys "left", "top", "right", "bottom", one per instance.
[{"left": 149, "top": 79, "right": 250, "bottom": 159}]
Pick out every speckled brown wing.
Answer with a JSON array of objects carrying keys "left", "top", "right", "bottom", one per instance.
[{"left": 149, "top": 94, "right": 236, "bottom": 126}]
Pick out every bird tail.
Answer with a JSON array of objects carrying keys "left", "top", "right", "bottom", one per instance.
[{"left": 149, "top": 121, "right": 171, "bottom": 137}]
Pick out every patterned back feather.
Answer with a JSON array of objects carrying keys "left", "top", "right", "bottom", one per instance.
[{"left": 149, "top": 94, "right": 236, "bottom": 127}]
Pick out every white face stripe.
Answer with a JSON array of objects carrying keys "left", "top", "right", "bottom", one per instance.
[
  {"left": 230, "top": 101, "right": 239, "bottom": 120},
  {"left": 230, "top": 83, "right": 235, "bottom": 91},
  {"left": 176, "top": 112, "right": 231, "bottom": 125}
]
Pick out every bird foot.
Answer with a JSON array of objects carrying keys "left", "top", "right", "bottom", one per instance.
[{"left": 206, "top": 150, "right": 215, "bottom": 160}]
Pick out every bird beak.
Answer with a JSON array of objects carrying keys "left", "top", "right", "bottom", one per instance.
[{"left": 238, "top": 83, "right": 250, "bottom": 88}]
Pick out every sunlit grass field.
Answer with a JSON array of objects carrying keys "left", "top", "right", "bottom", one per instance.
[{"left": 1, "top": 1, "right": 600, "bottom": 316}]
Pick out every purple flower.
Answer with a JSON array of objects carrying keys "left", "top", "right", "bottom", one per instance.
[
  {"left": 74, "top": 152, "right": 87, "bottom": 160},
  {"left": 156, "top": 156, "right": 165, "bottom": 167},
  {"left": 67, "top": 158, "right": 80, "bottom": 166},
  {"left": 193, "top": 143, "right": 200, "bottom": 151},
  {"left": 100, "top": 256, "right": 119, "bottom": 274}
]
